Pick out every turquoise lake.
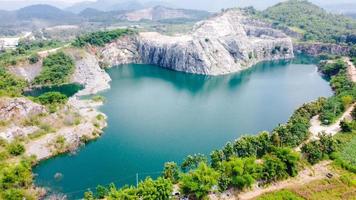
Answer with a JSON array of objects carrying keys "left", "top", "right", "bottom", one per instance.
[{"left": 33, "top": 56, "right": 333, "bottom": 198}]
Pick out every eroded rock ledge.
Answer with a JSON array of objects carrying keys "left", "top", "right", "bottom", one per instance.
[{"left": 97, "top": 9, "right": 294, "bottom": 75}]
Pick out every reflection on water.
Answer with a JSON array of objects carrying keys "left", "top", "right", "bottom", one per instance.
[{"left": 33, "top": 55, "right": 332, "bottom": 199}]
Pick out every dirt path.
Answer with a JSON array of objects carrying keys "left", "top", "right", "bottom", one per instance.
[
  {"left": 37, "top": 43, "right": 70, "bottom": 58},
  {"left": 345, "top": 57, "right": 356, "bottom": 82},
  {"left": 209, "top": 161, "right": 332, "bottom": 200},
  {"left": 238, "top": 161, "right": 332, "bottom": 200},
  {"left": 294, "top": 103, "right": 354, "bottom": 151},
  {"left": 309, "top": 104, "right": 354, "bottom": 138}
]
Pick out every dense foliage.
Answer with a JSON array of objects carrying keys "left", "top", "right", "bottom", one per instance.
[
  {"left": 179, "top": 162, "right": 219, "bottom": 199},
  {"left": 318, "top": 59, "right": 355, "bottom": 124},
  {"left": 0, "top": 40, "right": 62, "bottom": 67},
  {"left": 34, "top": 92, "right": 68, "bottom": 105},
  {"left": 301, "top": 133, "right": 337, "bottom": 164},
  {"left": 72, "top": 29, "right": 134, "bottom": 47},
  {"left": 0, "top": 66, "right": 27, "bottom": 97},
  {"left": 33, "top": 92, "right": 68, "bottom": 113},
  {"left": 0, "top": 140, "right": 35, "bottom": 200},
  {"left": 33, "top": 52, "right": 75, "bottom": 86},
  {"left": 260, "top": 0, "right": 356, "bottom": 44},
  {"left": 85, "top": 177, "right": 173, "bottom": 200}
]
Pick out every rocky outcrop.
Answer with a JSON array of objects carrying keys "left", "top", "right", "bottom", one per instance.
[
  {"left": 8, "top": 61, "right": 42, "bottom": 81},
  {"left": 98, "top": 36, "right": 141, "bottom": 67},
  {"left": 70, "top": 49, "right": 111, "bottom": 96},
  {"left": 294, "top": 43, "right": 351, "bottom": 56},
  {"left": 99, "top": 9, "right": 294, "bottom": 75},
  {"left": 0, "top": 98, "right": 46, "bottom": 121},
  {"left": 0, "top": 126, "right": 39, "bottom": 141}
]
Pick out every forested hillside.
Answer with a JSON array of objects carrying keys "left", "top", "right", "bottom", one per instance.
[{"left": 260, "top": 0, "right": 356, "bottom": 44}]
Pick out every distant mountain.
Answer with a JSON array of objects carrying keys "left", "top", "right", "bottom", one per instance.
[
  {"left": 67, "top": 0, "right": 143, "bottom": 13},
  {"left": 77, "top": 5, "right": 211, "bottom": 23},
  {"left": 0, "top": 4, "right": 82, "bottom": 27},
  {"left": 17, "top": 5, "right": 81, "bottom": 22},
  {"left": 67, "top": 0, "right": 174, "bottom": 13},
  {"left": 120, "top": 6, "right": 211, "bottom": 21}
]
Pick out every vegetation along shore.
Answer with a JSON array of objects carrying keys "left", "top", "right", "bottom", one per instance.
[{"left": 0, "top": 0, "right": 355, "bottom": 199}]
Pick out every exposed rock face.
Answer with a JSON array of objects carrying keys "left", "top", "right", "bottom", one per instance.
[
  {"left": 8, "top": 61, "right": 42, "bottom": 81},
  {"left": 70, "top": 50, "right": 111, "bottom": 96},
  {"left": 98, "top": 36, "right": 141, "bottom": 67},
  {"left": 0, "top": 126, "right": 39, "bottom": 141},
  {"left": 294, "top": 43, "right": 351, "bottom": 56},
  {"left": 99, "top": 9, "right": 294, "bottom": 75},
  {"left": 0, "top": 98, "right": 46, "bottom": 121}
]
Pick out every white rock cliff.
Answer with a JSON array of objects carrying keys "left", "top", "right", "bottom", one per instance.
[{"left": 99, "top": 9, "right": 294, "bottom": 75}]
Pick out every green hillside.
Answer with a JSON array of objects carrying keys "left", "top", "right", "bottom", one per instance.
[{"left": 261, "top": 0, "right": 356, "bottom": 44}]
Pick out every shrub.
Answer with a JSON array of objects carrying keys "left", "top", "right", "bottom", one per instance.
[
  {"left": 28, "top": 54, "right": 39, "bottom": 64},
  {"left": 180, "top": 162, "right": 219, "bottom": 199},
  {"left": 301, "top": 133, "right": 337, "bottom": 164},
  {"left": 6, "top": 142, "right": 25, "bottom": 156},
  {"left": 218, "top": 157, "right": 260, "bottom": 190},
  {"left": 0, "top": 67, "right": 27, "bottom": 97},
  {"left": 162, "top": 162, "right": 180, "bottom": 183},
  {"left": 137, "top": 177, "right": 172, "bottom": 199},
  {"left": 92, "top": 95, "right": 105, "bottom": 102},
  {"left": 33, "top": 52, "right": 75, "bottom": 86},
  {"left": 0, "top": 161, "right": 33, "bottom": 190},
  {"left": 72, "top": 29, "right": 134, "bottom": 47},
  {"left": 35, "top": 92, "right": 68, "bottom": 105},
  {"left": 261, "top": 154, "right": 288, "bottom": 182},
  {"left": 181, "top": 154, "right": 208, "bottom": 172}
]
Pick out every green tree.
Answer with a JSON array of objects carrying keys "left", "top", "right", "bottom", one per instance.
[
  {"left": 210, "top": 149, "right": 224, "bottom": 169},
  {"left": 341, "top": 95, "right": 353, "bottom": 108},
  {"left": 28, "top": 54, "right": 39, "bottom": 64},
  {"left": 162, "top": 162, "right": 179, "bottom": 183},
  {"left": 301, "top": 142, "right": 323, "bottom": 164},
  {"left": 270, "top": 147, "right": 299, "bottom": 177},
  {"left": 107, "top": 184, "right": 138, "bottom": 200},
  {"left": 35, "top": 92, "right": 68, "bottom": 105},
  {"left": 96, "top": 185, "right": 108, "bottom": 198},
  {"left": 181, "top": 154, "right": 207, "bottom": 172},
  {"left": 261, "top": 155, "right": 288, "bottom": 182},
  {"left": 340, "top": 120, "right": 352, "bottom": 132},
  {"left": 219, "top": 157, "right": 260, "bottom": 189},
  {"left": 180, "top": 162, "right": 219, "bottom": 199},
  {"left": 137, "top": 177, "right": 172, "bottom": 200},
  {"left": 84, "top": 190, "right": 94, "bottom": 200}
]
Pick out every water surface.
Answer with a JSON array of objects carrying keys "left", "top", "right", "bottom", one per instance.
[
  {"left": 24, "top": 83, "right": 83, "bottom": 97},
  {"left": 34, "top": 57, "right": 332, "bottom": 198}
]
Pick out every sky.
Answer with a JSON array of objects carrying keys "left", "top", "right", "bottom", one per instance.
[{"left": 0, "top": 0, "right": 355, "bottom": 11}]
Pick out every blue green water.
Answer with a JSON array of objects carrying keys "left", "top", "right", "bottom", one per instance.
[
  {"left": 33, "top": 57, "right": 332, "bottom": 198},
  {"left": 24, "top": 83, "right": 83, "bottom": 97}
]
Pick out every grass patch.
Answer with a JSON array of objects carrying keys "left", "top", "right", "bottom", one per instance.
[
  {"left": 339, "top": 137, "right": 356, "bottom": 165},
  {"left": 92, "top": 95, "right": 105, "bottom": 102},
  {"left": 256, "top": 189, "right": 304, "bottom": 200},
  {"left": 290, "top": 169, "right": 356, "bottom": 200}
]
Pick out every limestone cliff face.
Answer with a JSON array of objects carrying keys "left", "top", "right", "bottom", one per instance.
[
  {"left": 294, "top": 43, "right": 351, "bottom": 56},
  {"left": 99, "top": 9, "right": 294, "bottom": 75}
]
